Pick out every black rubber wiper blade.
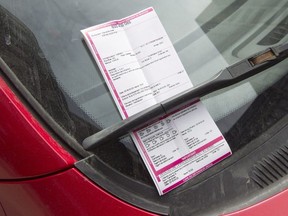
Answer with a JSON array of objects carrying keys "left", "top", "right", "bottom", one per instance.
[{"left": 83, "top": 43, "right": 288, "bottom": 151}]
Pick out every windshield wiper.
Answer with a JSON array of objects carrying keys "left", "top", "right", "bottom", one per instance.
[{"left": 83, "top": 43, "right": 288, "bottom": 151}]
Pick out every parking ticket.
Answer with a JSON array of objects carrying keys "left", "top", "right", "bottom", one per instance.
[{"left": 82, "top": 7, "right": 232, "bottom": 195}]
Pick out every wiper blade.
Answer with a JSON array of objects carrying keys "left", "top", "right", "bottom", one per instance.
[{"left": 83, "top": 43, "right": 288, "bottom": 151}]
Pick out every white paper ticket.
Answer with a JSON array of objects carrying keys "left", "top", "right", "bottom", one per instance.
[{"left": 82, "top": 7, "right": 232, "bottom": 195}]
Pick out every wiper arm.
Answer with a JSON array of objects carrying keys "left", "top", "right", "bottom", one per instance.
[{"left": 83, "top": 43, "right": 288, "bottom": 151}]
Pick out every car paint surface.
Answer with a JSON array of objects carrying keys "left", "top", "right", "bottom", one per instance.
[
  {"left": 0, "top": 77, "right": 75, "bottom": 179},
  {"left": 0, "top": 168, "right": 157, "bottom": 216}
]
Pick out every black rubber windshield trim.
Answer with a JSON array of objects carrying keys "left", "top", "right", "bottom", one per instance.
[{"left": 0, "top": 57, "right": 89, "bottom": 159}]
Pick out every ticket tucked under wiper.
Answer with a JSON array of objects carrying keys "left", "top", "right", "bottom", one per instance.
[{"left": 81, "top": 7, "right": 287, "bottom": 195}]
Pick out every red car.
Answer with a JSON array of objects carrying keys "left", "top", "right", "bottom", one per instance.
[{"left": 0, "top": 0, "right": 288, "bottom": 215}]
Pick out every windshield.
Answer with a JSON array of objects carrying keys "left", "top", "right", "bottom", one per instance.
[{"left": 1, "top": 0, "right": 288, "bottom": 214}]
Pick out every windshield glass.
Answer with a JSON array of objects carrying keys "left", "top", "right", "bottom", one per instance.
[{"left": 1, "top": 0, "right": 288, "bottom": 196}]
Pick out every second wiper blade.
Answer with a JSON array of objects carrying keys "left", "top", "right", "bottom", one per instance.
[{"left": 83, "top": 43, "right": 288, "bottom": 151}]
